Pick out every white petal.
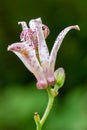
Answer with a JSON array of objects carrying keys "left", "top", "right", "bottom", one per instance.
[
  {"left": 7, "top": 41, "right": 48, "bottom": 88},
  {"left": 29, "top": 18, "right": 50, "bottom": 79},
  {"left": 29, "top": 18, "right": 49, "bottom": 63},
  {"left": 48, "top": 25, "right": 80, "bottom": 79}
]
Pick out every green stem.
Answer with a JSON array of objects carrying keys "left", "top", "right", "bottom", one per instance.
[
  {"left": 34, "top": 86, "right": 56, "bottom": 130},
  {"left": 40, "top": 86, "right": 55, "bottom": 127}
]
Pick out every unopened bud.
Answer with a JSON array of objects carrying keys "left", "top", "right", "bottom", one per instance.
[{"left": 54, "top": 68, "right": 65, "bottom": 89}]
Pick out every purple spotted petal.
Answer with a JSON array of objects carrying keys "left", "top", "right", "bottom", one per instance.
[
  {"left": 7, "top": 41, "right": 48, "bottom": 89},
  {"left": 48, "top": 25, "right": 80, "bottom": 83},
  {"left": 29, "top": 18, "right": 50, "bottom": 81},
  {"left": 29, "top": 18, "right": 50, "bottom": 63}
]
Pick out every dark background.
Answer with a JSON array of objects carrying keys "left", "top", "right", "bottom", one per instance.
[{"left": 0, "top": 0, "right": 87, "bottom": 130}]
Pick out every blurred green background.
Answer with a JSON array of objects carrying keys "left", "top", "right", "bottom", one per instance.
[{"left": 0, "top": 0, "right": 87, "bottom": 130}]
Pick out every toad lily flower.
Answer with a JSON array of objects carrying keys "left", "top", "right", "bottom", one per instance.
[{"left": 7, "top": 18, "right": 80, "bottom": 89}]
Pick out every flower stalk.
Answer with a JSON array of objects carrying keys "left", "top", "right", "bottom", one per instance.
[
  {"left": 34, "top": 86, "right": 56, "bottom": 130},
  {"left": 40, "top": 86, "right": 55, "bottom": 126}
]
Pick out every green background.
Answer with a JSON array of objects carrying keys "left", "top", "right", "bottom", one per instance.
[{"left": 0, "top": 0, "right": 87, "bottom": 130}]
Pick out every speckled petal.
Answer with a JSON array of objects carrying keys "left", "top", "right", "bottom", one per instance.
[
  {"left": 7, "top": 41, "right": 48, "bottom": 89},
  {"left": 29, "top": 18, "right": 50, "bottom": 79},
  {"left": 29, "top": 18, "right": 50, "bottom": 62},
  {"left": 48, "top": 25, "right": 80, "bottom": 84}
]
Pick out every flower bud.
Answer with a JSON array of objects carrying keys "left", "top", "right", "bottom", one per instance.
[{"left": 54, "top": 68, "right": 65, "bottom": 89}]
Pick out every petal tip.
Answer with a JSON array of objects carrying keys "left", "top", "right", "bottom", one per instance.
[
  {"left": 18, "top": 21, "right": 21, "bottom": 25},
  {"left": 73, "top": 25, "right": 80, "bottom": 31},
  {"left": 7, "top": 45, "right": 11, "bottom": 51},
  {"left": 18, "top": 21, "right": 28, "bottom": 30},
  {"left": 18, "top": 21, "right": 25, "bottom": 25},
  {"left": 7, "top": 44, "right": 14, "bottom": 51},
  {"left": 7, "top": 43, "right": 20, "bottom": 52}
]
